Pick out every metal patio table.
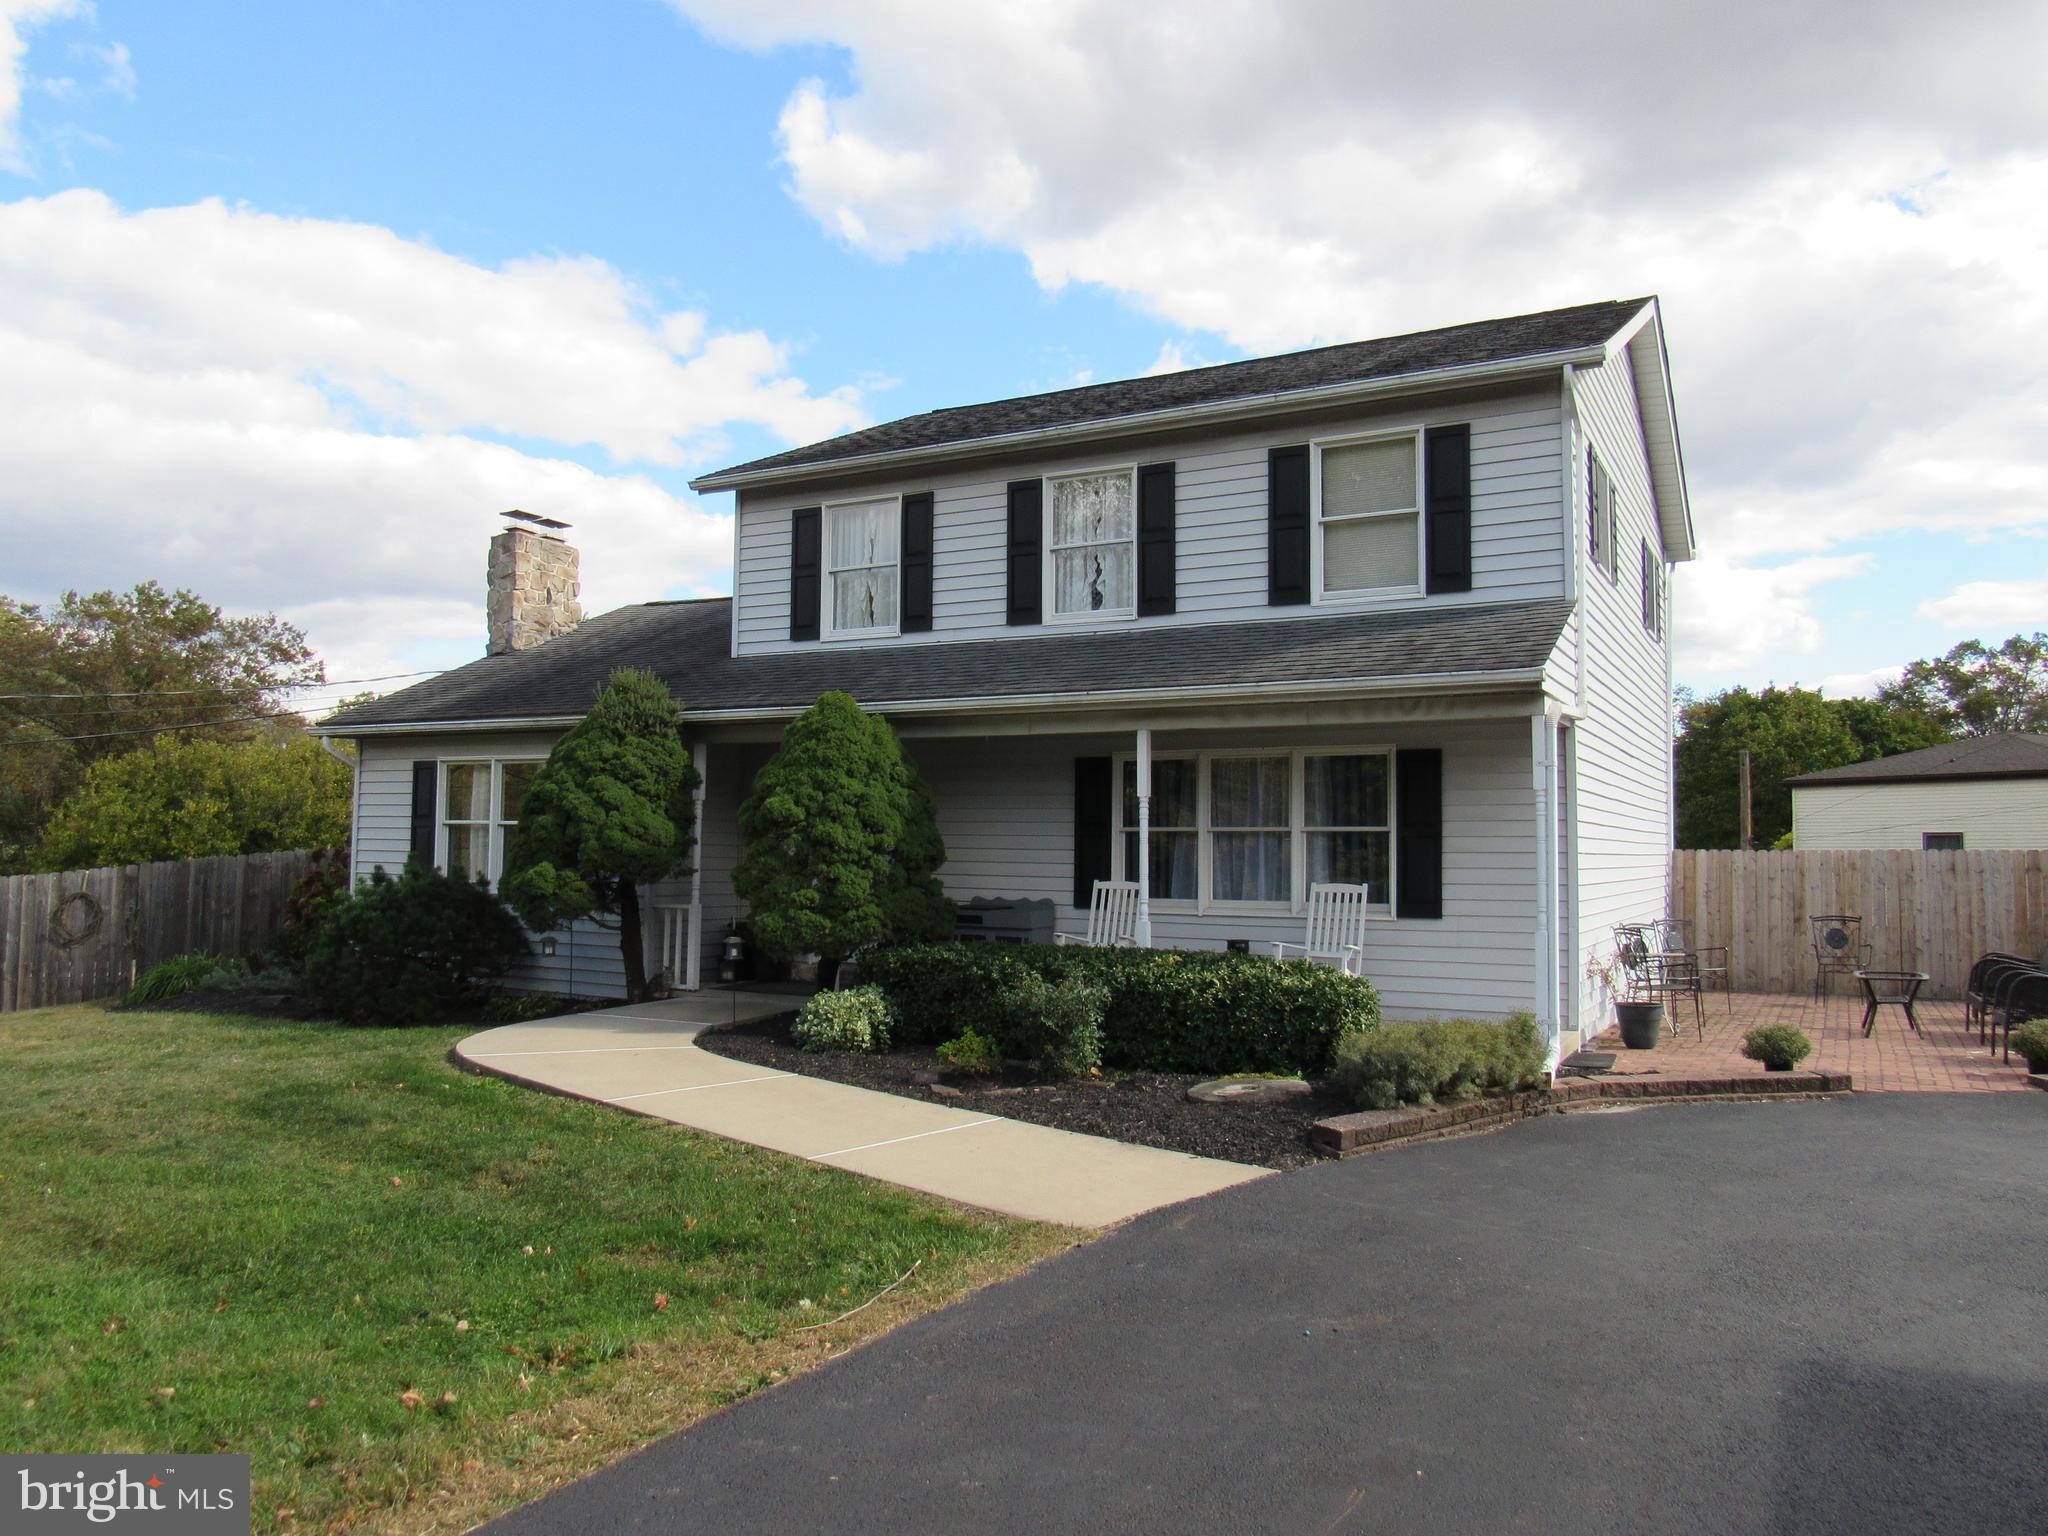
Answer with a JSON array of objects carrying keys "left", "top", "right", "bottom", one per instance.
[{"left": 1854, "top": 969, "right": 1928, "bottom": 1036}]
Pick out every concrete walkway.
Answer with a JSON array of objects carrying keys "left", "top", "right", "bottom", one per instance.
[{"left": 456, "top": 994, "right": 1268, "bottom": 1227}]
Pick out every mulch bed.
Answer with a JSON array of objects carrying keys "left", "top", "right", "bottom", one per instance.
[{"left": 699, "top": 1016, "right": 1350, "bottom": 1170}]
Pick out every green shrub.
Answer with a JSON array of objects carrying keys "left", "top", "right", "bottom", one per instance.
[
  {"left": 1003, "top": 971, "right": 1105, "bottom": 1079},
  {"left": 859, "top": 942, "right": 1378, "bottom": 1076},
  {"left": 792, "top": 986, "right": 895, "bottom": 1054},
  {"left": 124, "top": 952, "right": 237, "bottom": 1007},
  {"left": 478, "top": 992, "right": 582, "bottom": 1025},
  {"left": 936, "top": 1028, "right": 1003, "bottom": 1075},
  {"left": 1332, "top": 1013, "right": 1546, "bottom": 1109},
  {"left": 271, "top": 845, "right": 350, "bottom": 974},
  {"left": 1740, "top": 1024, "right": 1814, "bottom": 1070},
  {"left": 2012, "top": 1020, "right": 2048, "bottom": 1074},
  {"left": 303, "top": 861, "right": 528, "bottom": 1026}
]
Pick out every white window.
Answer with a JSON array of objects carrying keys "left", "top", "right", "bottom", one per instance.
[
  {"left": 1304, "top": 753, "right": 1392, "bottom": 896},
  {"left": 1315, "top": 432, "right": 1423, "bottom": 600},
  {"left": 1589, "top": 449, "right": 1619, "bottom": 583},
  {"left": 1047, "top": 467, "right": 1136, "bottom": 618},
  {"left": 442, "top": 759, "right": 542, "bottom": 887},
  {"left": 824, "top": 496, "right": 899, "bottom": 638},
  {"left": 1119, "top": 756, "right": 1198, "bottom": 900},
  {"left": 1114, "top": 749, "right": 1395, "bottom": 913}
]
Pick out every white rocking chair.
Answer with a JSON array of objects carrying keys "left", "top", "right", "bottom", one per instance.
[
  {"left": 1271, "top": 883, "right": 1370, "bottom": 975},
  {"left": 1055, "top": 880, "right": 1142, "bottom": 948}
]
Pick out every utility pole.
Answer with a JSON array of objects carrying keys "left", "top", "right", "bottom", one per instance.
[{"left": 1738, "top": 749, "right": 1754, "bottom": 851}]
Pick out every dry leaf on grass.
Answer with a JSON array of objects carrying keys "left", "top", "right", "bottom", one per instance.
[{"left": 398, "top": 1389, "right": 424, "bottom": 1411}]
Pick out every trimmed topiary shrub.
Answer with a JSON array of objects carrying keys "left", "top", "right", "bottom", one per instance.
[
  {"left": 2011, "top": 1019, "right": 2048, "bottom": 1074},
  {"left": 1003, "top": 971, "right": 1105, "bottom": 1079},
  {"left": 1740, "top": 1024, "right": 1814, "bottom": 1071},
  {"left": 793, "top": 985, "right": 895, "bottom": 1053},
  {"left": 303, "top": 861, "right": 528, "bottom": 1026},
  {"left": 936, "top": 1028, "right": 1004, "bottom": 1075},
  {"left": 859, "top": 942, "right": 1378, "bottom": 1076},
  {"left": 1331, "top": 1013, "right": 1546, "bottom": 1109},
  {"left": 124, "top": 952, "right": 237, "bottom": 1007}
]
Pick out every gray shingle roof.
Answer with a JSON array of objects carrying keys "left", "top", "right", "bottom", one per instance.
[
  {"left": 322, "top": 597, "right": 1573, "bottom": 731},
  {"left": 1786, "top": 733, "right": 2048, "bottom": 788},
  {"left": 693, "top": 298, "right": 1652, "bottom": 488}
]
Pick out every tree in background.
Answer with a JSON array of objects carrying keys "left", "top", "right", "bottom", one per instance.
[
  {"left": 36, "top": 736, "right": 353, "bottom": 870},
  {"left": 0, "top": 583, "right": 323, "bottom": 869},
  {"left": 499, "top": 669, "right": 699, "bottom": 1004},
  {"left": 1877, "top": 633, "right": 2048, "bottom": 736},
  {"left": 734, "top": 692, "right": 951, "bottom": 976},
  {"left": 1674, "top": 685, "right": 1949, "bottom": 849}
]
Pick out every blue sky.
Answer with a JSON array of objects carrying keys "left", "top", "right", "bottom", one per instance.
[{"left": 2, "top": 0, "right": 2043, "bottom": 703}]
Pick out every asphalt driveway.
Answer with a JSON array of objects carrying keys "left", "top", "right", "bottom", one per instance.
[{"left": 484, "top": 1095, "right": 2048, "bottom": 1535}]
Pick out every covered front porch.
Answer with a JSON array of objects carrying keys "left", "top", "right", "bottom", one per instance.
[{"left": 663, "top": 684, "right": 1579, "bottom": 1047}]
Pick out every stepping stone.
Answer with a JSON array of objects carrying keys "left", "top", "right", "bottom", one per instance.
[{"left": 1187, "top": 1076, "right": 1312, "bottom": 1105}]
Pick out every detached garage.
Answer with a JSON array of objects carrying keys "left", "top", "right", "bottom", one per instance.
[{"left": 1789, "top": 733, "right": 2048, "bottom": 851}]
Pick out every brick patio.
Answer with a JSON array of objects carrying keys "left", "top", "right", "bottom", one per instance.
[{"left": 1589, "top": 988, "right": 2037, "bottom": 1094}]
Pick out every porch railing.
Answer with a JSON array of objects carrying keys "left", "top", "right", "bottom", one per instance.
[{"left": 654, "top": 901, "right": 700, "bottom": 991}]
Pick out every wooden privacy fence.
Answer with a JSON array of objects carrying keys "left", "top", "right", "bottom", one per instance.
[
  {"left": 1670, "top": 849, "right": 2048, "bottom": 1000},
  {"left": 0, "top": 850, "right": 320, "bottom": 1013}
]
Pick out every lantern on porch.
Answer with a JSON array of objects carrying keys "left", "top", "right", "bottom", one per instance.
[{"left": 718, "top": 923, "right": 747, "bottom": 985}]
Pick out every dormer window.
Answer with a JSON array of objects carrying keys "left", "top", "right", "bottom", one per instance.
[
  {"left": 1314, "top": 431, "right": 1423, "bottom": 600},
  {"left": 1047, "top": 467, "right": 1136, "bottom": 619},
  {"left": 823, "top": 495, "right": 900, "bottom": 638}
]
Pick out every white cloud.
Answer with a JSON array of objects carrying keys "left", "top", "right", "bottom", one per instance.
[
  {"left": 672, "top": 0, "right": 2048, "bottom": 681},
  {"left": 1818, "top": 666, "right": 1904, "bottom": 700},
  {"left": 88, "top": 40, "right": 130, "bottom": 100},
  {"left": 1918, "top": 572, "right": 2048, "bottom": 631},
  {"left": 0, "top": 190, "right": 866, "bottom": 681},
  {"left": 1672, "top": 553, "right": 1874, "bottom": 677},
  {"left": 0, "top": 0, "right": 82, "bottom": 173}
]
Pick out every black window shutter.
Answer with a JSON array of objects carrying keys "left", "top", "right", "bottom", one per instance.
[
  {"left": 1006, "top": 479, "right": 1043, "bottom": 626},
  {"left": 1424, "top": 424, "right": 1472, "bottom": 595},
  {"left": 789, "top": 507, "right": 821, "bottom": 642},
  {"left": 1640, "top": 539, "right": 1656, "bottom": 631},
  {"left": 1073, "top": 757, "right": 1113, "bottom": 908},
  {"left": 1395, "top": 749, "right": 1443, "bottom": 920},
  {"left": 1267, "top": 445, "right": 1311, "bottom": 605},
  {"left": 1587, "top": 449, "right": 1603, "bottom": 571},
  {"left": 900, "top": 492, "right": 934, "bottom": 633},
  {"left": 1137, "top": 461, "right": 1177, "bottom": 616},
  {"left": 408, "top": 761, "right": 437, "bottom": 865}
]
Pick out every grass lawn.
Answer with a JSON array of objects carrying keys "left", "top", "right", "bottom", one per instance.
[{"left": 0, "top": 1004, "right": 1073, "bottom": 1534}]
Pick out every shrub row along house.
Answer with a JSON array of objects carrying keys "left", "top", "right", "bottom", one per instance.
[{"left": 318, "top": 298, "right": 1693, "bottom": 1063}]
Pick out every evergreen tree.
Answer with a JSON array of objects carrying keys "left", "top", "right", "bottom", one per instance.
[
  {"left": 734, "top": 692, "right": 950, "bottom": 974},
  {"left": 500, "top": 669, "right": 698, "bottom": 1002}
]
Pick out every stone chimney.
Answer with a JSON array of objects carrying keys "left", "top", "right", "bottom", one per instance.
[{"left": 488, "top": 512, "right": 582, "bottom": 655}]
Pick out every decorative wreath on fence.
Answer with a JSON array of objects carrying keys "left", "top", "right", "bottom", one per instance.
[{"left": 48, "top": 890, "right": 104, "bottom": 949}]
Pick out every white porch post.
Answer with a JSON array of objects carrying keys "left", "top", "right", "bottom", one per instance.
[
  {"left": 685, "top": 740, "right": 707, "bottom": 991},
  {"left": 1135, "top": 726, "right": 1154, "bottom": 948},
  {"left": 1530, "top": 710, "right": 1560, "bottom": 1059}
]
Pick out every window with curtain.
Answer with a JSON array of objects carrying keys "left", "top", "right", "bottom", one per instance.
[
  {"left": 1210, "top": 755, "right": 1291, "bottom": 902},
  {"left": 1119, "top": 756, "right": 1197, "bottom": 899},
  {"left": 443, "top": 759, "right": 543, "bottom": 887},
  {"left": 1050, "top": 469, "right": 1136, "bottom": 617},
  {"left": 1318, "top": 434, "right": 1420, "bottom": 597},
  {"left": 1304, "top": 753, "right": 1392, "bottom": 900},
  {"left": 825, "top": 497, "right": 899, "bottom": 635}
]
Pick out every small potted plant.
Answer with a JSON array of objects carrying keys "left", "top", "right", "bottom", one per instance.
[
  {"left": 1740, "top": 1024, "right": 1813, "bottom": 1073},
  {"left": 2010, "top": 1020, "right": 2048, "bottom": 1076},
  {"left": 1586, "top": 951, "right": 1663, "bottom": 1050}
]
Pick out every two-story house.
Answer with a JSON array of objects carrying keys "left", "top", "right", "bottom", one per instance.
[{"left": 319, "top": 296, "right": 1692, "bottom": 1061}]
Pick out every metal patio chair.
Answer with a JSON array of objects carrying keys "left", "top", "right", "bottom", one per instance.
[
  {"left": 1662, "top": 918, "right": 1732, "bottom": 1015},
  {"left": 1809, "top": 915, "right": 1871, "bottom": 1000}
]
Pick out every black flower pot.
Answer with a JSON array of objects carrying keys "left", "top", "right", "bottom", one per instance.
[{"left": 1616, "top": 1001, "right": 1664, "bottom": 1050}]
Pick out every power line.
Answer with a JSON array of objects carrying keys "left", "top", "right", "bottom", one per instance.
[
  {"left": 0, "top": 708, "right": 330, "bottom": 748},
  {"left": 0, "top": 668, "right": 440, "bottom": 702}
]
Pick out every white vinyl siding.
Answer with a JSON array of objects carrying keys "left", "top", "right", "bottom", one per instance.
[
  {"left": 732, "top": 387, "right": 1566, "bottom": 654},
  {"left": 353, "top": 732, "right": 758, "bottom": 999},
  {"left": 1567, "top": 353, "right": 1677, "bottom": 1034},
  {"left": 907, "top": 721, "right": 1536, "bottom": 1020},
  {"left": 1793, "top": 780, "right": 2048, "bottom": 851}
]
